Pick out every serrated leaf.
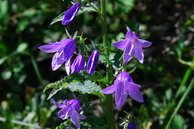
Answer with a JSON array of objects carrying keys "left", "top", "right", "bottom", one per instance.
[
  {"left": 50, "top": 11, "right": 64, "bottom": 25},
  {"left": 43, "top": 79, "right": 67, "bottom": 92},
  {"left": 47, "top": 87, "right": 63, "bottom": 100},
  {"left": 78, "top": 4, "right": 98, "bottom": 15},
  {"left": 68, "top": 80, "right": 103, "bottom": 97}
]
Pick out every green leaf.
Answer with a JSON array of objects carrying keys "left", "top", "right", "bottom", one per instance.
[
  {"left": 44, "top": 79, "right": 103, "bottom": 98},
  {"left": 117, "top": 0, "right": 135, "bottom": 13},
  {"left": 16, "top": 43, "right": 28, "bottom": 53},
  {"left": 50, "top": 11, "right": 64, "bottom": 25},
  {"left": 47, "top": 87, "right": 63, "bottom": 100},
  {"left": 172, "top": 114, "right": 187, "bottom": 129},
  {"left": 0, "top": 0, "right": 8, "bottom": 19},
  {"left": 1, "top": 70, "right": 12, "bottom": 80},
  {"left": 78, "top": 3, "right": 98, "bottom": 15},
  {"left": 43, "top": 79, "right": 68, "bottom": 92},
  {"left": 0, "top": 57, "right": 8, "bottom": 65},
  {"left": 68, "top": 80, "right": 103, "bottom": 97}
]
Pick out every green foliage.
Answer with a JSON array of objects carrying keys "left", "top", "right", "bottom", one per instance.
[
  {"left": 1, "top": 0, "right": 194, "bottom": 129},
  {"left": 44, "top": 79, "right": 103, "bottom": 99}
]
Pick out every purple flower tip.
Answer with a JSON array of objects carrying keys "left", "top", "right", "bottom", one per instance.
[
  {"left": 86, "top": 50, "right": 100, "bottom": 75},
  {"left": 52, "top": 99, "right": 86, "bottom": 129},
  {"left": 38, "top": 38, "right": 76, "bottom": 71},
  {"left": 128, "top": 123, "right": 137, "bottom": 129},
  {"left": 112, "top": 27, "right": 152, "bottom": 64},
  {"left": 101, "top": 72, "right": 144, "bottom": 109},
  {"left": 71, "top": 54, "right": 85, "bottom": 74},
  {"left": 62, "top": 2, "right": 81, "bottom": 25}
]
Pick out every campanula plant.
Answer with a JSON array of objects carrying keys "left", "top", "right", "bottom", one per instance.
[{"left": 39, "top": 0, "right": 153, "bottom": 129}]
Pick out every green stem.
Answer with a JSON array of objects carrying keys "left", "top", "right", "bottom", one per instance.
[
  {"left": 31, "top": 56, "right": 43, "bottom": 85},
  {"left": 165, "top": 78, "right": 194, "bottom": 129},
  {"left": 100, "top": 0, "right": 116, "bottom": 129},
  {"left": 175, "top": 68, "right": 192, "bottom": 97}
]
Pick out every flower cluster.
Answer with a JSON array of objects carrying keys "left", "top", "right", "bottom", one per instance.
[
  {"left": 38, "top": 36, "right": 99, "bottom": 75},
  {"left": 38, "top": 1, "right": 152, "bottom": 128}
]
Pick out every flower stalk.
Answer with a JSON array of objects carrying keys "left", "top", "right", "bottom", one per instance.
[{"left": 100, "top": 0, "right": 117, "bottom": 129}]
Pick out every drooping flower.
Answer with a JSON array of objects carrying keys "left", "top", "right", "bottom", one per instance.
[
  {"left": 86, "top": 50, "right": 99, "bottom": 75},
  {"left": 113, "top": 27, "right": 152, "bottom": 64},
  {"left": 62, "top": 2, "right": 81, "bottom": 25},
  {"left": 102, "top": 72, "right": 143, "bottom": 109},
  {"left": 71, "top": 55, "right": 85, "bottom": 74},
  {"left": 51, "top": 99, "right": 86, "bottom": 129},
  {"left": 38, "top": 38, "right": 76, "bottom": 71},
  {"left": 128, "top": 123, "right": 136, "bottom": 129}
]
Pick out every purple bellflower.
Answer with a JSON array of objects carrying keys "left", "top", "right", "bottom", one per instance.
[
  {"left": 51, "top": 99, "right": 86, "bottom": 129},
  {"left": 38, "top": 38, "right": 76, "bottom": 71},
  {"left": 86, "top": 50, "right": 99, "bottom": 75},
  {"left": 113, "top": 27, "right": 152, "bottom": 64},
  {"left": 62, "top": 2, "right": 81, "bottom": 25},
  {"left": 128, "top": 123, "right": 137, "bottom": 129},
  {"left": 102, "top": 72, "right": 144, "bottom": 109},
  {"left": 71, "top": 55, "right": 85, "bottom": 74}
]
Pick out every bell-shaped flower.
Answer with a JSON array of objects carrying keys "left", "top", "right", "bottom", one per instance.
[
  {"left": 113, "top": 27, "right": 152, "bottom": 63},
  {"left": 102, "top": 72, "right": 144, "bottom": 109},
  {"left": 86, "top": 50, "right": 99, "bottom": 75},
  {"left": 62, "top": 2, "right": 81, "bottom": 25},
  {"left": 38, "top": 38, "right": 76, "bottom": 71},
  {"left": 71, "top": 55, "right": 85, "bottom": 74},
  {"left": 51, "top": 99, "right": 86, "bottom": 129}
]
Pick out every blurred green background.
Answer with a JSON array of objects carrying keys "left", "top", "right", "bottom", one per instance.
[{"left": 0, "top": 0, "right": 194, "bottom": 129}]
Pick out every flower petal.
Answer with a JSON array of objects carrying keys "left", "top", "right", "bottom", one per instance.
[
  {"left": 71, "top": 55, "right": 85, "bottom": 73},
  {"left": 51, "top": 49, "right": 66, "bottom": 71},
  {"left": 115, "top": 81, "right": 127, "bottom": 109},
  {"left": 112, "top": 40, "right": 127, "bottom": 50},
  {"left": 138, "top": 39, "right": 152, "bottom": 48},
  {"left": 57, "top": 108, "right": 69, "bottom": 119},
  {"left": 127, "top": 82, "right": 144, "bottom": 103},
  {"left": 71, "top": 110, "right": 81, "bottom": 129},
  {"left": 101, "top": 85, "right": 116, "bottom": 94},
  {"left": 125, "top": 27, "right": 134, "bottom": 39},
  {"left": 134, "top": 43, "right": 144, "bottom": 63},
  {"left": 128, "top": 123, "right": 137, "bottom": 129},
  {"left": 63, "top": 39, "right": 76, "bottom": 61},
  {"left": 123, "top": 40, "right": 134, "bottom": 63},
  {"left": 116, "top": 72, "right": 133, "bottom": 82},
  {"left": 62, "top": 2, "right": 81, "bottom": 25},
  {"left": 38, "top": 42, "right": 62, "bottom": 53},
  {"left": 86, "top": 50, "right": 99, "bottom": 75}
]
